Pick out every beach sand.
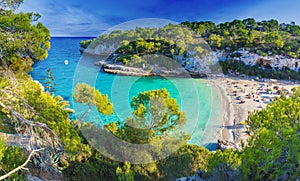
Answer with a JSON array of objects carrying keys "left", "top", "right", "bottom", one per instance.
[{"left": 209, "top": 75, "right": 300, "bottom": 147}]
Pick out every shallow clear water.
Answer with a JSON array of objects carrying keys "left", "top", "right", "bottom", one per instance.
[{"left": 30, "top": 37, "right": 223, "bottom": 148}]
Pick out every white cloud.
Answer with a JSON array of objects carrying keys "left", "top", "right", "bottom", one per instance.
[
  {"left": 19, "top": 0, "right": 111, "bottom": 36},
  {"left": 49, "top": 7, "right": 111, "bottom": 36},
  {"left": 18, "top": 0, "right": 300, "bottom": 36}
]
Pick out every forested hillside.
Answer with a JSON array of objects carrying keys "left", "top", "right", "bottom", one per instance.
[
  {"left": 82, "top": 18, "right": 300, "bottom": 59},
  {"left": 80, "top": 19, "right": 300, "bottom": 80},
  {"left": 182, "top": 19, "right": 300, "bottom": 58}
]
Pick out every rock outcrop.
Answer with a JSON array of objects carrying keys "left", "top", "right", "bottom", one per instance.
[
  {"left": 0, "top": 132, "right": 35, "bottom": 151},
  {"left": 217, "top": 139, "right": 241, "bottom": 151},
  {"left": 176, "top": 170, "right": 205, "bottom": 181},
  {"left": 95, "top": 61, "right": 207, "bottom": 77},
  {"left": 83, "top": 44, "right": 118, "bottom": 55},
  {"left": 85, "top": 44, "right": 300, "bottom": 78},
  {"left": 82, "top": 42, "right": 221, "bottom": 77},
  {"left": 226, "top": 49, "right": 300, "bottom": 71}
]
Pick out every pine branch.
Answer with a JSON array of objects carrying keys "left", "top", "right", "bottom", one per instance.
[
  {"left": 0, "top": 148, "right": 44, "bottom": 180},
  {"left": 0, "top": 101, "right": 59, "bottom": 141},
  {"left": 0, "top": 89, "right": 41, "bottom": 116}
]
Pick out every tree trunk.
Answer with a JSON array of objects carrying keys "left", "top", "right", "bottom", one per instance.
[{"left": 74, "top": 105, "right": 92, "bottom": 127}]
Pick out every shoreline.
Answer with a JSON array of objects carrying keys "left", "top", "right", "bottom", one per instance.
[
  {"left": 210, "top": 75, "right": 300, "bottom": 149},
  {"left": 99, "top": 61, "right": 300, "bottom": 149},
  {"left": 96, "top": 61, "right": 207, "bottom": 78},
  {"left": 210, "top": 77, "right": 235, "bottom": 143},
  {"left": 95, "top": 59, "right": 299, "bottom": 150}
]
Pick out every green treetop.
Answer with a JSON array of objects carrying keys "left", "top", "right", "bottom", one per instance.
[
  {"left": 0, "top": 0, "right": 50, "bottom": 72},
  {"left": 204, "top": 88, "right": 300, "bottom": 180},
  {"left": 106, "top": 88, "right": 188, "bottom": 145},
  {"left": 73, "top": 83, "right": 113, "bottom": 127},
  {"left": 182, "top": 18, "right": 300, "bottom": 58}
]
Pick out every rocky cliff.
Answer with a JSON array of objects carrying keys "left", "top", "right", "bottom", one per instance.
[
  {"left": 225, "top": 49, "right": 300, "bottom": 71},
  {"left": 83, "top": 44, "right": 300, "bottom": 77}
]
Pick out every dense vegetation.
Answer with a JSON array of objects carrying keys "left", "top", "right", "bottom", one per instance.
[
  {"left": 206, "top": 88, "right": 300, "bottom": 180},
  {"left": 0, "top": 0, "right": 93, "bottom": 179},
  {"left": 81, "top": 18, "right": 300, "bottom": 59},
  {"left": 0, "top": 1, "right": 299, "bottom": 180},
  {"left": 180, "top": 19, "right": 300, "bottom": 80},
  {"left": 73, "top": 83, "right": 113, "bottom": 127},
  {"left": 81, "top": 19, "right": 300, "bottom": 80},
  {"left": 0, "top": 137, "right": 27, "bottom": 179},
  {"left": 80, "top": 24, "right": 211, "bottom": 69},
  {"left": 80, "top": 25, "right": 204, "bottom": 51},
  {"left": 0, "top": 3, "right": 211, "bottom": 179},
  {"left": 106, "top": 88, "right": 188, "bottom": 144},
  {"left": 243, "top": 89, "right": 300, "bottom": 180},
  {"left": 182, "top": 19, "right": 300, "bottom": 58},
  {"left": 65, "top": 89, "right": 194, "bottom": 180},
  {"left": 0, "top": 0, "right": 50, "bottom": 72},
  {"left": 114, "top": 39, "right": 179, "bottom": 65},
  {"left": 67, "top": 89, "right": 300, "bottom": 180}
]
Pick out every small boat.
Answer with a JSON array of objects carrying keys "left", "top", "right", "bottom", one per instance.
[{"left": 64, "top": 60, "right": 68, "bottom": 65}]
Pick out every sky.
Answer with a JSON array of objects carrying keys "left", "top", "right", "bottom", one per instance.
[{"left": 19, "top": 0, "right": 300, "bottom": 37}]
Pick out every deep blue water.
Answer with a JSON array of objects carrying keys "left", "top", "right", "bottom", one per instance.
[
  {"left": 30, "top": 37, "right": 92, "bottom": 101},
  {"left": 30, "top": 37, "right": 223, "bottom": 147}
]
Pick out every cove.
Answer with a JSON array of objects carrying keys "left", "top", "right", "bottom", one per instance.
[{"left": 30, "top": 37, "right": 223, "bottom": 149}]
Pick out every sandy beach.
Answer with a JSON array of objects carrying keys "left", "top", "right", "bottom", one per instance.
[{"left": 210, "top": 75, "right": 300, "bottom": 148}]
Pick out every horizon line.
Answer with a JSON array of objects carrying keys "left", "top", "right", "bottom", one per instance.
[{"left": 51, "top": 35, "right": 98, "bottom": 38}]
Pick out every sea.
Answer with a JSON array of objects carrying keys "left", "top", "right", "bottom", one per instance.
[{"left": 30, "top": 37, "right": 223, "bottom": 149}]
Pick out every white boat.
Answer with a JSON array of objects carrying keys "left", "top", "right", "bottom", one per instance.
[{"left": 64, "top": 60, "right": 68, "bottom": 65}]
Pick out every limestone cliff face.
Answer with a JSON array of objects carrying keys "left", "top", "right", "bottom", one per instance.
[
  {"left": 82, "top": 44, "right": 119, "bottom": 55},
  {"left": 225, "top": 49, "right": 300, "bottom": 71},
  {"left": 83, "top": 44, "right": 222, "bottom": 76},
  {"left": 82, "top": 45, "right": 300, "bottom": 76},
  {"left": 181, "top": 48, "right": 300, "bottom": 72}
]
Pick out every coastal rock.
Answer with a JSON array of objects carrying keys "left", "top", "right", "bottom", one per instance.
[
  {"left": 87, "top": 45, "right": 300, "bottom": 77},
  {"left": 95, "top": 60, "right": 207, "bottom": 77},
  {"left": 83, "top": 44, "right": 118, "bottom": 55},
  {"left": 87, "top": 43, "right": 222, "bottom": 77},
  {"left": 96, "top": 61, "right": 211, "bottom": 77},
  {"left": 176, "top": 170, "right": 205, "bottom": 181},
  {"left": 173, "top": 51, "right": 220, "bottom": 74},
  {"left": 27, "top": 174, "right": 61, "bottom": 181},
  {"left": 228, "top": 49, "right": 300, "bottom": 71},
  {"left": 217, "top": 139, "right": 240, "bottom": 151}
]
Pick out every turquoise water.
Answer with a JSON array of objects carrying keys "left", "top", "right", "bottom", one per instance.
[{"left": 30, "top": 37, "right": 222, "bottom": 147}]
